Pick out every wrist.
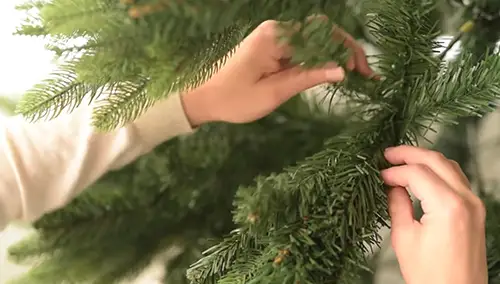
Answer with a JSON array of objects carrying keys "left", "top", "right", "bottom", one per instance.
[{"left": 180, "top": 86, "right": 217, "bottom": 127}]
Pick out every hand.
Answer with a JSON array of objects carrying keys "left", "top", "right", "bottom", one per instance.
[
  {"left": 182, "top": 19, "right": 375, "bottom": 126},
  {"left": 382, "top": 146, "right": 487, "bottom": 284}
]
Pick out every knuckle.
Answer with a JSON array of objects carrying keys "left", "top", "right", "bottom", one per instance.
[
  {"left": 428, "top": 150, "right": 447, "bottom": 163},
  {"left": 471, "top": 196, "right": 486, "bottom": 222},
  {"left": 445, "top": 195, "right": 472, "bottom": 219},
  {"left": 269, "top": 59, "right": 281, "bottom": 71},
  {"left": 448, "top": 159, "right": 459, "bottom": 168},
  {"left": 390, "top": 230, "right": 412, "bottom": 253},
  {"left": 409, "top": 164, "right": 431, "bottom": 176}
]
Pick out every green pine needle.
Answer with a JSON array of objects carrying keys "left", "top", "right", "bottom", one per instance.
[{"left": 8, "top": 0, "right": 500, "bottom": 283}]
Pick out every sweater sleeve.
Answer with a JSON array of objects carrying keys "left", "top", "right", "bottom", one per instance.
[{"left": 0, "top": 93, "right": 194, "bottom": 230}]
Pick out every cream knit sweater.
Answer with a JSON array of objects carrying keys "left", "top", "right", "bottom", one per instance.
[{"left": 0, "top": 93, "right": 194, "bottom": 230}]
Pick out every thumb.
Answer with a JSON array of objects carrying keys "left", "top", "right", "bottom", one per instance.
[
  {"left": 388, "top": 186, "right": 417, "bottom": 232},
  {"left": 262, "top": 64, "right": 345, "bottom": 102}
]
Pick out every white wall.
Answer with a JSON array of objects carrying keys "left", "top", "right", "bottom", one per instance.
[
  {"left": 0, "top": 1, "right": 55, "bottom": 96},
  {"left": 0, "top": 2, "right": 54, "bottom": 282}
]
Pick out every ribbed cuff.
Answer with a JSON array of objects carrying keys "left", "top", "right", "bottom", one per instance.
[{"left": 134, "top": 93, "right": 194, "bottom": 149}]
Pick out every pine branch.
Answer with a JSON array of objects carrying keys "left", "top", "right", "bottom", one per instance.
[
  {"left": 187, "top": 1, "right": 500, "bottom": 283},
  {"left": 145, "top": 24, "right": 247, "bottom": 99},
  {"left": 15, "top": 0, "right": 358, "bottom": 128},
  {"left": 187, "top": 120, "right": 395, "bottom": 283},
  {"left": 15, "top": 63, "right": 103, "bottom": 121},
  {"left": 163, "top": 246, "right": 203, "bottom": 284},
  {"left": 65, "top": 39, "right": 148, "bottom": 83},
  {"left": 412, "top": 54, "right": 500, "bottom": 131},
  {"left": 14, "top": 1, "right": 49, "bottom": 36},
  {"left": 187, "top": 229, "right": 264, "bottom": 284},
  {"left": 12, "top": 1, "right": 500, "bottom": 283},
  {"left": 91, "top": 77, "right": 155, "bottom": 130},
  {"left": 9, "top": 103, "right": 344, "bottom": 283},
  {"left": 36, "top": 0, "right": 126, "bottom": 37}
]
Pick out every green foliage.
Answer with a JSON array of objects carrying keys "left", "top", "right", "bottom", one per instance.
[
  {"left": 13, "top": 0, "right": 363, "bottom": 131},
  {"left": 8, "top": 0, "right": 500, "bottom": 283},
  {"left": 459, "top": 0, "right": 500, "bottom": 57},
  {"left": 187, "top": 0, "right": 500, "bottom": 282},
  {"left": 432, "top": 0, "right": 500, "bottom": 182},
  {"left": 429, "top": 8, "right": 500, "bottom": 277},
  {"left": 8, "top": 98, "right": 346, "bottom": 283}
]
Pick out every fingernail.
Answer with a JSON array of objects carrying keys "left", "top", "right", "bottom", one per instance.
[
  {"left": 369, "top": 73, "right": 384, "bottom": 81},
  {"left": 384, "top": 147, "right": 394, "bottom": 152},
  {"left": 326, "top": 67, "right": 345, "bottom": 80}
]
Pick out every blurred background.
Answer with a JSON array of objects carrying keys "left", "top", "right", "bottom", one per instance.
[{"left": 0, "top": 1, "right": 53, "bottom": 282}]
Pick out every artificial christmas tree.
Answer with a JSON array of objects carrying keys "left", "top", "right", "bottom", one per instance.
[
  {"left": 421, "top": 2, "right": 500, "bottom": 281},
  {"left": 6, "top": 0, "right": 500, "bottom": 283}
]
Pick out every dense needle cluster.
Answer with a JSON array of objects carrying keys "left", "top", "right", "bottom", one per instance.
[{"left": 6, "top": 0, "right": 500, "bottom": 283}]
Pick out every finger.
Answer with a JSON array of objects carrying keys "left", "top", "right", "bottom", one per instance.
[
  {"left": 449, "top": 159, "right": 471, "bottom": 188},
  {"left": 244, "top": 20, "right": 293, "bottom": 74},
  {"left": 304, "top": 16, "right": 359, "bottom": 72},
  {"left": 346, "top": 56, "right": 355, "bottom": 71},
  {"left": 384, "top": 146, "right": 471, "bottom": 194},
  {"left": 388, "top": 187, "right": 417, "bottom": 231},
  {"left": 278, "top": 43, "right": 293, "bottom": 61},
  {"left": 352, "top": 46, "right": 375, "bottom": 77},
  {"left": 332, "top": 26, "right": 376, "bottom": 78},
  {"left": 306, "top": 14, "right": 329, "bottom": 22},
  {"left": 381, "top": 164, "right": 457, "bottom": 214},
  {"left": 275, "top": 21, "right": 300, "bottom": 60},
  {"left": 262, "top": 64, "right": 345, "bottom": 102}
]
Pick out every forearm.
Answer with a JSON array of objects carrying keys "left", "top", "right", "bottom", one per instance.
[{"left": 0, "top": 93, "right": 193, "bottom": 229}]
